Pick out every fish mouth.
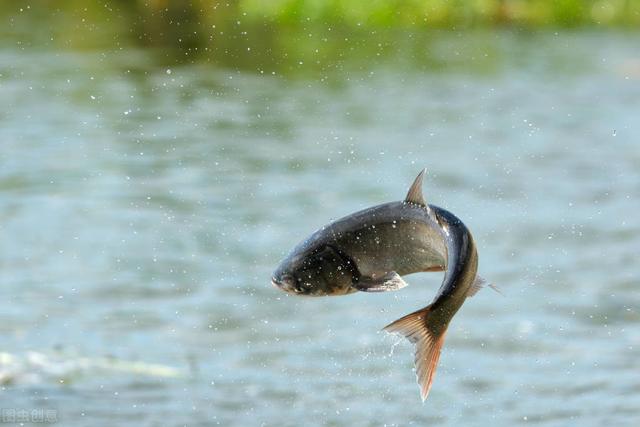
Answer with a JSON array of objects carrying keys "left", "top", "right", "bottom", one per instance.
[
  {"left": 272, "top": 276, "right": 293, "bottom": 292},
  {"left": 271, "top": 275, "right": 303, "bottom": 294}
]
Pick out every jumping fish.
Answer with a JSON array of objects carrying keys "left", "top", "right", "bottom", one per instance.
[{"left": 272, "top": 170, "right": 490, "bottom": 401}]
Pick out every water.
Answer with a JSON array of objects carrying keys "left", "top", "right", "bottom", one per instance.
[{"left": 1, "top": 27, "right": 639, "bottom": 426}]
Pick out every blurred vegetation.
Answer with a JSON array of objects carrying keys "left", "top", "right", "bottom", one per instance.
[
  {"left": 1, "top": 0, "right": 638, "bottom": 75},
  {"left": 14, "top": 0, "right": 639, "bottom": 29},
  {"left": 242, "top": 0, "right": 640, "bottom": 27}
]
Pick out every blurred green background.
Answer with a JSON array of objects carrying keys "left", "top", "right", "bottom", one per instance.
[{"left": 3, "top": 0, "right": 639, "bottom": 75}]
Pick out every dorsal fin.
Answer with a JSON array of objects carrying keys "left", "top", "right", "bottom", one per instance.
[{"left": 404, "top": 169, "right": 427, "bottom": 206}]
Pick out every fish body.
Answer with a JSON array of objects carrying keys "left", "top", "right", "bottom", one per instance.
[
  {"left": 273, "top": 201, "right": 446, "bottom": 295},
  {"left": 272, "top": 170, "right": 487, "bottom": 401}
]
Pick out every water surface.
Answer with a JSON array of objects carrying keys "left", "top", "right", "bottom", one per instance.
[{"left": 1, "top": 27, "right": 639, "bottom": 426}]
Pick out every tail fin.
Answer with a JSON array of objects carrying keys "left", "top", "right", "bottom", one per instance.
[{"left": 383, "top": 305, "right": 448, "bottom": 402}]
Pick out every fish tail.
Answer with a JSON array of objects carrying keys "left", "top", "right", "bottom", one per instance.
[{"left": 383, "top": 305, "right": 448, "bottom": 402}]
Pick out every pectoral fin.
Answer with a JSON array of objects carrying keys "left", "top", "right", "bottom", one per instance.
[
  {"left": 354, "top": 271, "right": 408, "bottom": 292},
  {"left": 466, "top": 275, "right": 503, "bottom": 297}
]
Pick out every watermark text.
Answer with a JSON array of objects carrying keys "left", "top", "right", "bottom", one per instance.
[{"left": 1, "top": 409, "right": 57, "bottom": 424}]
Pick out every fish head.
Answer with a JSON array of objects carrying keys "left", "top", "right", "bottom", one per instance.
[{"left": 272, "top": 243, "right": 357, "bottom": 296}]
